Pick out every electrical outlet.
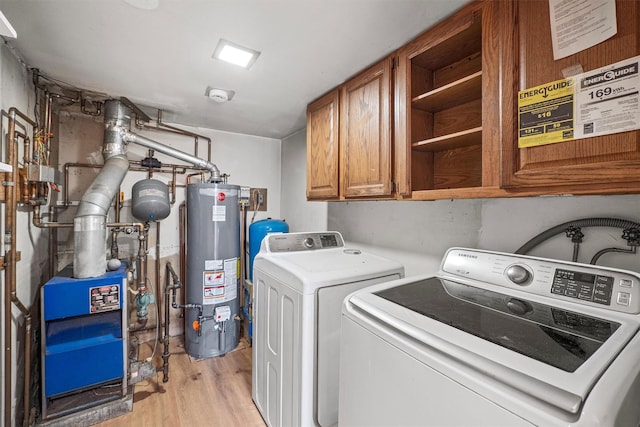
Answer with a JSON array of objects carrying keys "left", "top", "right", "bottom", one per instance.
[{"left": 248, "top": 188, "right": 267, "bottom": 211}]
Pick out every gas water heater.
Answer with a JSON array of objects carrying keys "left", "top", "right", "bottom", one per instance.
[{"left": 185, "top": 182, "right": 240, "bottom": 358}]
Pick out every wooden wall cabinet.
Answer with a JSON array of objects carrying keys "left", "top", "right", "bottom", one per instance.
[
  {"left": 394, "top": 0, "right": 502, "bottom": 199},
  {"left": 307, "top": 90, "right": 340, "bottom": 199},
  {"left": 500, "top": 0, "right": 640, "bottom": 194},
  {"left": 307, "top": 0, "right": 640, "bottom": 201},
  {"left": 306, "top": 57, "right": 394, "bottom": 200},
  {"left": 340, "top": 57, "right": 393, "bottom": 198}
]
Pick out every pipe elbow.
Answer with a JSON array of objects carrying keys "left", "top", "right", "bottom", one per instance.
[{"left": 76, "top": 155, "right": 129, "bottom": 217}]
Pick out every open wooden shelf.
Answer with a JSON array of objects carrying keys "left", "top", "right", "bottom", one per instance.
[
  {"left": 412, "top": 71, "right": 482, "bottom": 112},
  {"left": 412, "top": 126, "right": 482, "bottom": 152}
]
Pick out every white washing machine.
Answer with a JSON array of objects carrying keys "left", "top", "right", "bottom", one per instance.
[
  {"left": 339, "top": 247, "right": 640, "bottom": 426},
  {"left": 252, "top": 231, "right": 404, "bottom": 427}
]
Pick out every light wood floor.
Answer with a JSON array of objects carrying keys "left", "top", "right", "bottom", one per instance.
[{"left": 96, "top": 338, "right": 266, "bottom": 427}]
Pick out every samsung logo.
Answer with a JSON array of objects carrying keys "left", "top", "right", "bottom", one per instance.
[{"left": 457, "top": 253, "right": 477, "bottom": 259}]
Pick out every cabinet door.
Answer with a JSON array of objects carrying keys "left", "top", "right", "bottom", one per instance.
[
  {"left": 501, "top": 0, "right": 640, "bottom": 191},
  {"left": 340, "top": 57, "right": 393, "bottom": 198},
  {"left": 307, "top": 90, "right": 340, "bottom": 199}
]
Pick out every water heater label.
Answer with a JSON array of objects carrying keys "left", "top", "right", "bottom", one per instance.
[
  {"left": 89, "top": 284, "right": 120, "bottom": 313},
  {"left": 205, "top": 259, "right": 223, "bottom": 270},
  {"left": 212, "top": 205, "right": 226, "bottom": 222},
  {"left": 202, "top": 258, "right": 238, "bottom": 304}
]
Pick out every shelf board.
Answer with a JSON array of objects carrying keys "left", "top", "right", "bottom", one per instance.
[
  {"left": 412, "top": 71, "right": 482, "bottom": 112},
  {"left": 411, "top": 18, "right": 482, "bottom": 70},
  {"left": 0, "top": 162, "right": 12, "bottom": 172},
  {"left": 412, "top": 126, "right": 482, "bottom": 152}
]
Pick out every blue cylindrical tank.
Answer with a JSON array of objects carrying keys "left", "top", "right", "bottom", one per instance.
[{"left": 249, "top": 219, "right": 288, "bottom": 281}]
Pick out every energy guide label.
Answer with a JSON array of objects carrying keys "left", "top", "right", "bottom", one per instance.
[
  {"left": 574, "top": 55, "right": 640, "bottom": 140},
  {"left": 518, "top": 78, "right": 575, "bottom": 148}
]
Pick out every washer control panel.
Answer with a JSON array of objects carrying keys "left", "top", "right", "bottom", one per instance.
[
  {"left": 551, "top": 268, "right": 614, "bottom": 305},
  {"left": 441, "top": 247, "right": 640, "bottom": 314},
  {"left": 264, "top": 231, "right": 344, "bottom": 253}
]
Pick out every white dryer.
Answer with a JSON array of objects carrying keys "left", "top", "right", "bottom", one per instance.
[{"left": 252, "top": 231, "right": 404, "bottom": 427}]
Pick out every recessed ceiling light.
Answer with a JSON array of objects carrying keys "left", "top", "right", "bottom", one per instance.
[{"left": 212, "top": 39, "right": 260, "bottom": 69}]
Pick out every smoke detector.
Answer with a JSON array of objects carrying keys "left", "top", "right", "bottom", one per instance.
[{"left": 205, "top": 87, "right": 235, "bottom": 103}]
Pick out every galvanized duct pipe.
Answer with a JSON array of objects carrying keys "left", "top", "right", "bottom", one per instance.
[
  {"left": 121, "top": 130, "right": 222, "bottom": 182},
  {"left": 73, "top": 100, "right": 130, "bottom": 278},
  {"left": 75, "top": 98, "right": 223, "bottom": 278}
]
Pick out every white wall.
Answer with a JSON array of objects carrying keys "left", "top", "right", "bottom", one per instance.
[
  {"left": 0, "top": 43, "right": 46, "bottom": 425},
  {"left": 281, "top": 129, "right": 327, "bottom": 232},
  {"left": 280, "top": 130, "right": 640, "bottom": 276}
]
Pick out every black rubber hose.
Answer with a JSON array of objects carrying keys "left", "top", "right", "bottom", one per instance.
[{"left": 515, "top": 218, "right": 640, "bottom": 255}]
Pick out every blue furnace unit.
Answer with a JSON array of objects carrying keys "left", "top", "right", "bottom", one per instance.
[{"left": 41, "top": 263, "right": 129, "bottom": 419}]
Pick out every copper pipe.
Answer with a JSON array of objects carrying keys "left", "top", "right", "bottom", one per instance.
[
  {"left": 23, "top": 316, "right": 32, "bottom": 427},
  {"left": 46, "top": 91, "right": 53, "bottom": 165},
  {"left": 155, "top": 220, "right": 161, "bottom": 342},
  {"left": 64, "top": 162, "right": 190, "bottom": 206},
  {"left": 239, "top": 201, "right": 247, "bottom": 319},
  {"left": 156, "top": 110, "right": 212, "bottom": 161},
  {"left": 162, "top": 262, "right": 180, "bottom": 382},
  {"left": 32, "top": 206, "right": 145, "bottom": 233},
  {"left": 49, "top": 206, "right": 57, "bottom": 277},
  {"left": 170, "top": 168, "right": 177, "bottom": 205},
  {"left": 138, "top": 224, "right": 149, "bottom": 291},
  {"left": 4, "top": 107, "right": 37, "bottom": 427},
  {"left": 179, "top": 202, "right": 186, "bottom": 306},
  {"left": 187, "top": 172, "right": 205, "bottom": 184},
  {"left": 4, "top": 109, "right": 17, "bottom": 427}
]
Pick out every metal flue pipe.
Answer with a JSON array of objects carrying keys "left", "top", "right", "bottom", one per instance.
[
  {"left": 121, "top": 130, "right": 222, "bottom": 182},
  {"left": 73, "top": 100, "right": 131, "bottom": 278}
]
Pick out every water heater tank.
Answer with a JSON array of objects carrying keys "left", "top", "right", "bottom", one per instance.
[
  {"left": 185, "top": 182, "right": 240, "bottom": 358},
  {"left": 249, "top": 218, "right": 288, "bottom": 281},
  {"left": 131, "top": 179, "right": 170, "bottom": 221}
]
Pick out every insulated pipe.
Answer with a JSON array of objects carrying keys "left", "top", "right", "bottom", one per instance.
[{"left": 121, "top": 130, "right": 221, "bottom": 182}]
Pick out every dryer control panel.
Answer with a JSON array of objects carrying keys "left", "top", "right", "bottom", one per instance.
[
  {"left": 441, "top": 247, "right": 640, "bottom": 314},
  {"left": 262, "top": 231, "right": 345, "bottom": 253}
]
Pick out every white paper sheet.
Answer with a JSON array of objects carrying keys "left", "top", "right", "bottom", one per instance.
[{"left": 549, "top": 0, "right": 617, "bottom": 60}]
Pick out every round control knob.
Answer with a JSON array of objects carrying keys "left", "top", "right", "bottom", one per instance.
[
  {"left": 303, "top": 237, "right": 315, "bottom": 249},
  {"left": 506, "top": 264, "right": 530, "bottom": 285}
]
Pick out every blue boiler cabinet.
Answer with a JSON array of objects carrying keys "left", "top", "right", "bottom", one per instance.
[{"left": 41, "top": 263, "right": 129, "bottom": 419}]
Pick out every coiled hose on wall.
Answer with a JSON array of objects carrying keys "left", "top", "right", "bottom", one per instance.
[{"left": 515, "top": 217, "right": 640, "bottom": 264}]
